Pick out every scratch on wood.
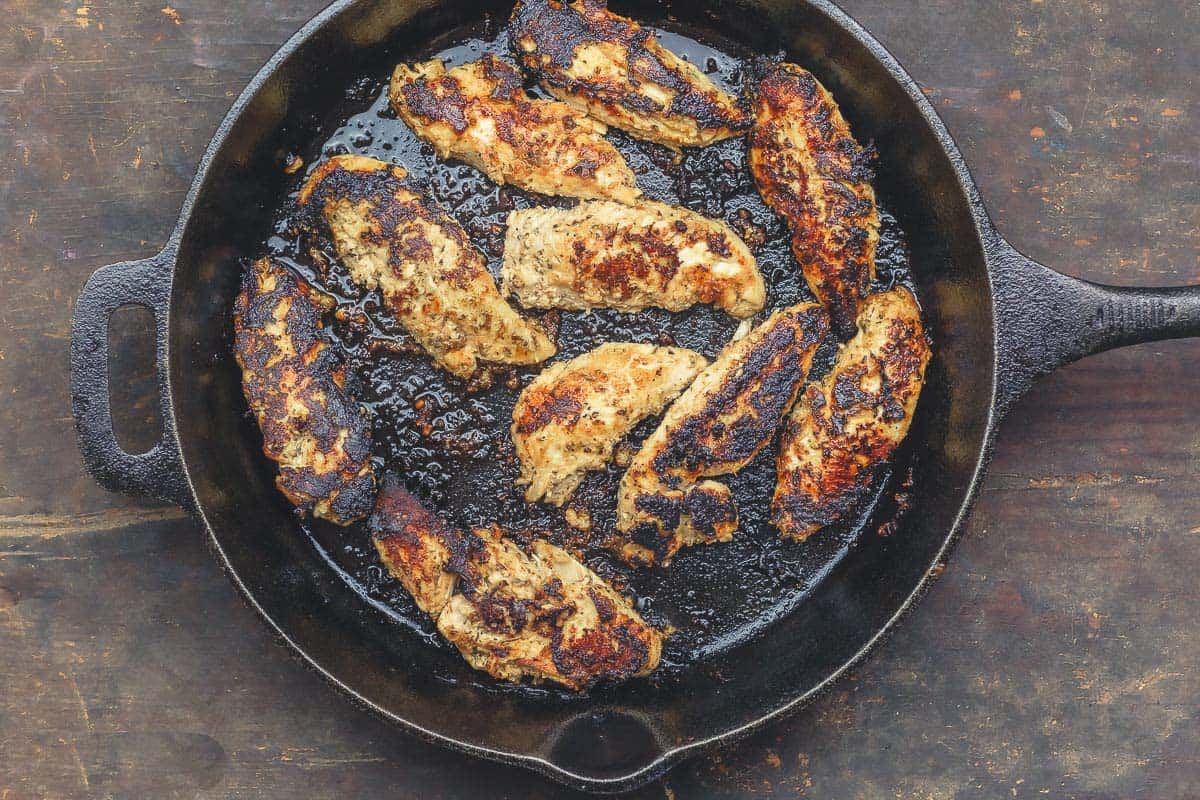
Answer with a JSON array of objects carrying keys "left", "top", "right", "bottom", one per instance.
[
  {"left": 62, "top": 668, "right": 96, "bottom": 733},
  {"left": 63, "top": 734, "right": 92, "bottom": 792},
  {"left": 0, "top": 507, "right": 188, "bottom": 539},
  {"left": 276, "top": 747, "right": 387, "bottom": 768},
  {"left": 988, "top": 472, "right": 1165, "bottom": 490}
]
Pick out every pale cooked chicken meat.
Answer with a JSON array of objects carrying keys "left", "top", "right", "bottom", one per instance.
[
  {"left": 513, "top": 343, "right": 708, "bottom": 506},
  {"left": 232, "top": 257, "right": 375, "bottom": 524},
  {"left": 749, "top": 61, "right": 879, "bottom": 337},
  {"left": 502, "top": 200, "right": 765, "bottom": 318},
  {"left": 617, "top": 303, "right": 830, "bottom": 565},
  {"left": 390, "top": 55, "right": 641, "bottom": 203},
  {"left": 773, "top": 288, "right": 930, "bottom": 540},
  {"left": 510, "top": 0, "right": 749, "bottom": 148},
  {"left": 369, "top": 479, "right": 663, "bottom": 689},
  {"left": 298, "top": 155, "right": 555, "bottom": 379}
]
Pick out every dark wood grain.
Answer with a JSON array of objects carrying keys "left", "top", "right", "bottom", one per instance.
[{"left": 1, "top": 0, "right": 1198, "bottom": 797}]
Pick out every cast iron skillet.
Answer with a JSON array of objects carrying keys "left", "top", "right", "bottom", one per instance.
[{"left": 69, "top": 0, "right": 1200, "bottom": 793}]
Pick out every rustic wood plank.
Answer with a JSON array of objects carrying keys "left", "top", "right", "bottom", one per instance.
[{"left": 1, "top": 0, "right": 1197, "bottom": 797}]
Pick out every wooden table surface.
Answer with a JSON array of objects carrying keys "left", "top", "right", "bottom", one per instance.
[{"left": 2, "top": 1, "right": 1198, "bottom": 797}]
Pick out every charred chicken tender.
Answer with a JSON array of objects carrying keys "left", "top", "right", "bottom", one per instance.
[
  {"left": 298, "top": 155, "right": 555, "bottom": 379},
  {"left": 369, "top": 480, "right": 459, "bottom": 616},
  {"left": 369, "top": 481, "right": 663, "bottom": 690},
  {"left": 617, "top": 303, "right": 830, "bottom": 565},
  {"left": 389, "top": 55, "right": 641, "bottom": 203},
  {"left": 749, "top": 61, "right": 879, "bottom": 338},
  {"left": 773, "top": 288, "right": 930, "bottom": 540},
  {"left": 513, "top": 343, "right": 708, "bottom": 506},
  {"left": 232, "top": 257, "right": 375, "bottom": 525},
  {"left": 509, "top": 0, "right": 749, "bottom": 148},
  {"left": 437, "top": 527, "right": 662, "bottom": 689},
  {"left": 502, "top": 200, "right": 765, "bottom": 318}
]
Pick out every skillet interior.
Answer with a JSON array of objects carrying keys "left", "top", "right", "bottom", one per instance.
[{"left": 170, "top": 0, "right": 995, "bottom": 778}]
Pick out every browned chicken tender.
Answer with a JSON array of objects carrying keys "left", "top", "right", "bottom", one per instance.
[
  {"left": 437, "top": 528, "right": 661, "bottom": 688},
  {"left": 510, "top": 0, "right": 749, "bottom": 148},
  {"left": 773, "top": 288, "right": 930, "bottom": 540},
  {"left": 617, "top": 303, "right": 830, "bottom": 565},
  {"left": 369, "top": 483, "right": 458, "bottom": 615},
  {"left": 232, "top": 257, "right": 375, "bottom": 524},
  {"left": 390, "top": 56, "right": 641, "bottom": 203},
  {"left": 369, "top": 479, "right": 663, "bottom": 689},
  {"left": 749, "top": 61, "right": 879, "bottom": 337},
  {"left": 298, "top": 155, "right": 555, "bottom": 379},
  {"left": 513, "top": 342, "right": 708, "bottom": 506},
  {"left": 502, "top": 200, "right": 765, "bottom": 318}
]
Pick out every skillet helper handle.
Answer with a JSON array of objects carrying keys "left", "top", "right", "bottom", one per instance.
[
  {"left": 990, "top": 234, "right": 1200, "bottom": 414},
  {"left": 70, "top": 248, "right": 191, "bottom": 509}
]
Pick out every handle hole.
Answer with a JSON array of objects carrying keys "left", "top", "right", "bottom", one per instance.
[{"left": 107, "top": 304, "right": 163, "bottom": 454}]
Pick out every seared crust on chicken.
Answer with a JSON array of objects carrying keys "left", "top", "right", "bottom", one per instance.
[
  {"left": 233, "top": 257, "right": 375, "bottom": 524},
  {"left": 749, "top": 61, "right": 879, "bottom": 337},
  {"left": 369, "top": 479, "right": 663, "bottom": 689},
  {"left": 773, "top": 288, "right": 930, "bottom": 540},
  {"left": 617, "top": 303, "right": 830, "bottom": 565},
  {"left": 390, "top": 56, "right": 641, "bottom": 203},
  {"left": 438, "top": 528, "right": 662, "bottom": 688},
  {"left": 513, "top": 343, "right": 708, "bottom": 506},
  {"left": 369, "top": 484, "right": 459, "bottom": 615},
  {"left": 502, "top": 200, "right": 765, "bottom": 318},
  {"left": 510, "top": 0, "right": 749, "bottom": 147},
  {"left": 298, "top": 155, "right": 555, "bottom": 378}
]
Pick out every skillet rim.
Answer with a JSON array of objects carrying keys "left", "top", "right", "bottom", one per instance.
[{"left": 163, "top": 0, "right": 1006, "bottom": 790}]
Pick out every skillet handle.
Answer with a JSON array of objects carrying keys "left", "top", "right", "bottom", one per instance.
[
  {"left": 990, "top": 233, "right": 1200, "bottom": 414},
  {"left": 70, "top": 247, "right": 191, "bottom": 509}
]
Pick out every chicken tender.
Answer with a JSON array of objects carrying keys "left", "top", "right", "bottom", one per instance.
[
  {"left": 617, "top": 303, "right": 830, "bottom": 565},
  {"left": 510, "top": 0, "right": 749, "bottom": 147},
  {"left": 369, "top": 479, "right": 663, "bottom": 689},
  {"left": 369, "top": 483, "right": 459, "bottom": 615},
  {"left": 298, "top": 155, "right": 555, "bottom": 378},
  {"left": 390, "top": 55, "right": 641, "bottom": 203},
  {"left": 513, "top": 343, "right": 708, "bottom": 506},
  {"left": 773, "top": 288, "right": 930, "bottom": 540},
  {"left": 502, "top": 200, "right": 765, "bottom": 318},
  {"left": 232, "top": 257, "right": 375, "bottom": 524},
  {"left": 749, "top": 61, "right": 879, "bottom": 337}
]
